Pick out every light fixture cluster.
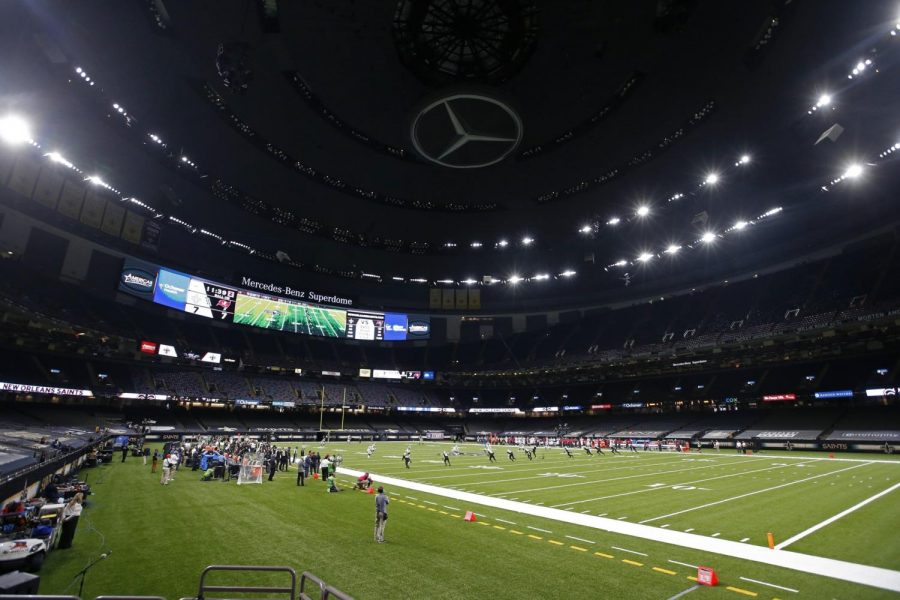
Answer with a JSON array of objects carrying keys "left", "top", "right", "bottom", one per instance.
[
  {"left": 3, "top": 111, "right": 586, "bottom": 289},
  {"left": 577, "top": 152, "right": 751, "bottom": 236},
  {"left": 878, "top": 142, "right": 900, "bottom": 159},
  {"left": 604, "top": 206, "right": 783, "bottom": 270},
  {"left": 808, "top": 21, "right": 898, "bottom": 114}
]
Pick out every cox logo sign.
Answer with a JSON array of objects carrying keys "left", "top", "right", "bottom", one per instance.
[
  {"left": 120, "top": 268, "right": 156, "bottom": 294},
  {"left": 408, "top": 320, "right": 430, "bottom": 336}
]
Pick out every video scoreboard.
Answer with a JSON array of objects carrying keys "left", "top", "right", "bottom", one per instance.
[{"left": 118, "top": 260, "right": 429, "bottom": 341}]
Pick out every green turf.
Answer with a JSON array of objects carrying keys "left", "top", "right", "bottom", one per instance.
[
  {"left": 39, "top": 443, "right": 900, "bottom": 599},
  {"left": 233, "top": 295, "right": 346, "bottom": 336}
]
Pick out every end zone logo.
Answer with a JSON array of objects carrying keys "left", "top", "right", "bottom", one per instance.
[{"left": 120, "top": 268, "right": 156, "bottom": 294}]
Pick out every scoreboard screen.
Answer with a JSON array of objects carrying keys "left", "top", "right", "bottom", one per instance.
[
  {"left": 154, "top": 268, "right": 236, "bottom": 321},
  {"left": 119, "top": 260, "right": 428, "bottom": 341},
  {"left": 346, "top": 311, "right": 385, "bottom": 340}
]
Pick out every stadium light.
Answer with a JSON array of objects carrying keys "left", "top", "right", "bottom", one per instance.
[
  {"left": 705, "top": 172, "right": 719, "bottom": 185},
  {"left": 607, "top": 217, "right": 621, "bottom": 226},
  {"left": 521, "top": 236, "right": 534, "bottom": 246},
  {"left": 497, "top": 239, "right": 509, "bottom": 248},
  {"left": 0, "top": 115, "right": 32, "bottom": 145},
  {"left": 560, "top": 270, "right": 576, "bottom": 277},
  {"left": 533, "top": 273, "right": 550, "bottom": 281},
  {"left": 470, "top": 241, "right": 482, "bottom": 248},
  {"left": 85, "top": 175, "right": 112, "bottom": 190},
  {"left": 738, "top": 154, "right": 751, "bottom": 165},
  {"left": 44, "top": 152, "right": 75, "bottom": 169},
  {"left": 579, "top": 225, "right": 592, "bottom": 234},
  {"left": 733, "top": 220, "right": 748, "bottom": 230},
  {"left": 701, "top": 231, "right": 717, "bottom": 243},
  {"left": 664, "top": 244, "right": 681, "bottom": 254},
  {"left": 636, "top": 206, "right": 650, "bottom": 217},
  {"left": 816, "top": 94, "right": 832, "bottom": 107},
  {"left": 508, "top": 275, "right": 523, "bottom": 285},
  {"left": 462, "top": 278, "right": 477, "bottom": 285},
  {"left": 613, "top": 259, "right": 628, "bottom": 267},
  {"left": 843, "top": 164, "right": 863, "bottom": 179},
  {"left": 637, "top": 252, "right": 654, "bottom": 263}
]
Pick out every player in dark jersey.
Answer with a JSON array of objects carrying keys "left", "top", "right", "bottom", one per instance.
[
  {"left": 402, "top": 449, "right": 411, "bottom": 468},
  {"left": 507, "top": 449, "right": 516, "bottom": 461},
  {"left": 583, "top": 446, "right": 593, "bottom": 456},
  {"left": 442, "top": 450, "right": 451, "bottom": 466},
  {"left": 524, "top": 448, "right": 533, "bottom": 460},
  {"left": 564, "top": 446, "right": 573, "bottom": 458},
  {"left": 486, "top": 448, "right": 496, "bottom": 462}
]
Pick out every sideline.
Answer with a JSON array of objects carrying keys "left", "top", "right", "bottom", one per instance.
[
  {"left": 774, "top": 481, "right": 900, "bottom": 549},
  {"left": 338, "top": 466, "right": 900, "bottom": 594}
]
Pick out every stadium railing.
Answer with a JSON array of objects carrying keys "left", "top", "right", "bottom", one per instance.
[{"left": 188, "top": 565, "right": 296, "bottom": 600}]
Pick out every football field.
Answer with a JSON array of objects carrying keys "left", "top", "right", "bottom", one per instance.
[
  {"left": 41, "top": 442, "right": 900, "bottom": 599},
  {"left": 232, "top": 294, "right": 346, "bottom": 336}
]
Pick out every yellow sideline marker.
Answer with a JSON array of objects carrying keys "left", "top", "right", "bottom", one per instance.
[
  {"left": 594, "top": 552, "right": 614, "bottom": 559},
  {"left": 570, "top": 546, "right": 588, "bottom": 552},
  {"left": 548, "top": 540, "right": 565, "bottom": 546},
  {"left": 509, "top": 530, "right": 524, "bottom": 535},
  {"left": 622, "top": 559, "right": 644, "bottom": 567},
  {"left": 652, "top": 567, "right": 676, "bottom": 575},
  {"left": 528, "top": 534, "right": 543, "bottom": 540},
  {"left": 726, "top": 586, "right": 758, "bottom": 597}
]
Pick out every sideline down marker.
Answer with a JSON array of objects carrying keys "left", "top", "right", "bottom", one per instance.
[{"left": 697, "top": 566, "right": 718, "bottom": 586}]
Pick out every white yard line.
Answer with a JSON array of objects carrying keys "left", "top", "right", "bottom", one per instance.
[
  {"left": 669, "top": 559, "right": 698, "bottom": 569},
  {"left": 550, "top": 460, "right": 817, "bottom": 507},
  {"left": 338, "top": 465, "right": 900, "bottom": 594},
  {"left": 775, "top": 481, "right": 900, "bottom": 550},
  {"left": 493, "top": 460, "right": 755, "bottom": 496},
  {"left": 739, "top": 576, "right": 799, "bottom": 593},
  {"left": 639, "top": 463, "right": 870, "bottom": 524},
  {"left": 666, "top": 584, "right": 701, "bottom": 600},
  {"left": 495, "top": 518, "right": 517, "bottom": 525},
  {"left": 611, "top": 546, "right": 648, "bottom": 556},
  {"left": 565, "top": 535, "right": 596, "bottom": 544},
  {"left": 527, "top": 526, "right": 552, "bottom": 533}
]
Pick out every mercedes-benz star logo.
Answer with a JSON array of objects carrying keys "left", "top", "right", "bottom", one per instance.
[{"left": 411, "top": 93, "right": 523, "bottom": 169}]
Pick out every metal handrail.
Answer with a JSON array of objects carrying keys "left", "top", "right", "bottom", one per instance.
[
  {"left": 298, "top": 572, "right": 325, "bottom": 600},
  {"left": 322, "top": 585, "right": 353, "bottom": 600},
  {"left": 195, "top": 565, "right": 297, "bottom": 600}
]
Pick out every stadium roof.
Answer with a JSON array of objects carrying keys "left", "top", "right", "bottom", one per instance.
[{"left": 2, "top": 1, "right": 899, "bottom": 302}]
